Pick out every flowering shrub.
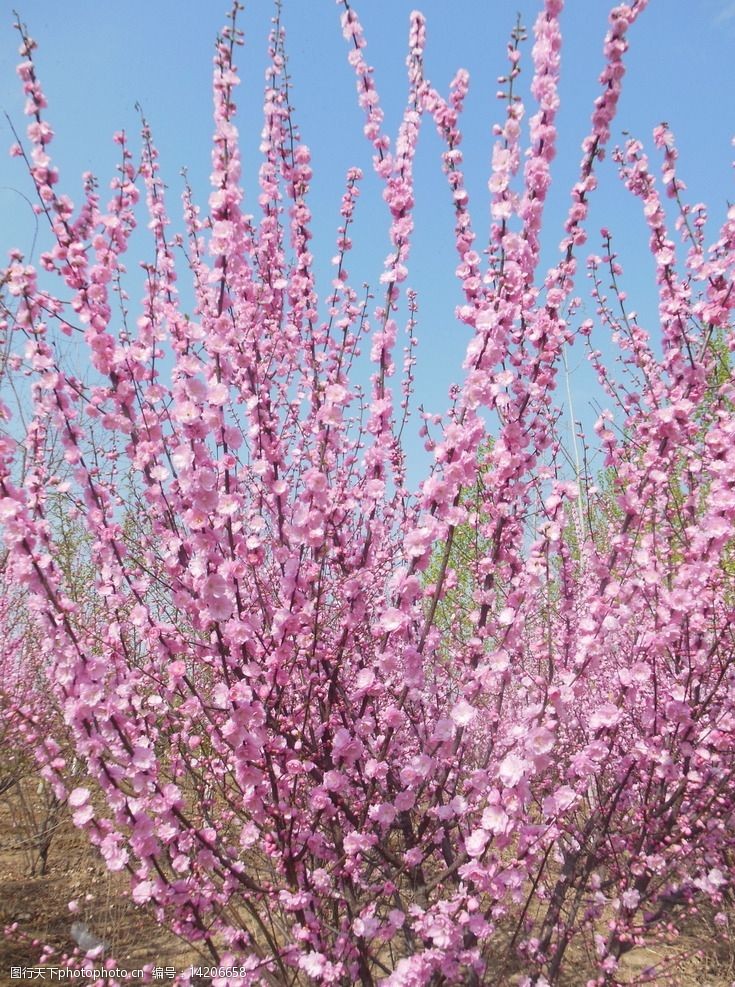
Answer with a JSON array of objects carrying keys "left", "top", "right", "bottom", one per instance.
[{"left": 1, "top": 1, "right": 735, "bottom": 984}]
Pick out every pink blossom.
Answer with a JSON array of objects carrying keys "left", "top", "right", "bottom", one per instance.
[
  {"left": 68, "top": 787, "right": 90, "bottom": 808},
  {"left": 465, "top": 828, "right": 489, "bottom": 858},
  {"left": 620, "top": 889, "right": 640, "bottom": 910},
  {"left": 132, "top": 880, "right": 155, "bottom": 905},
  {"left": 498, "top": 753, "right": 529, "bottom": 787},
  {"left": 380, "top": 607, "right": 409, "bottom": 632},
  {"left": 450, "top": 699, "right": 477, "bottom": 727},
  {"left": 589, "top": 703, "right": 621, "bottom": 731}
]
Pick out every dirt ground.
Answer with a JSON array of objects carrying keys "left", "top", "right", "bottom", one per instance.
[{"left": 0, "top": 777, "right": 204, "bottom": 985}]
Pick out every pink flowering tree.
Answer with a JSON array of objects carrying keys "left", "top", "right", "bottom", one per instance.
[{"left": 2, "top": 2, "right": 735, "bottom": 984}]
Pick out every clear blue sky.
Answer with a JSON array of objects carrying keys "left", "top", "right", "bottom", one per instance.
[{"left": 1, "top": 1, "right": 734, "bottom": 483}]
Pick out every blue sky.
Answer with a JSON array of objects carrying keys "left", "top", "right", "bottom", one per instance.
[{"left": 1, "top": 1, "right": 734, "bottom": 484}]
